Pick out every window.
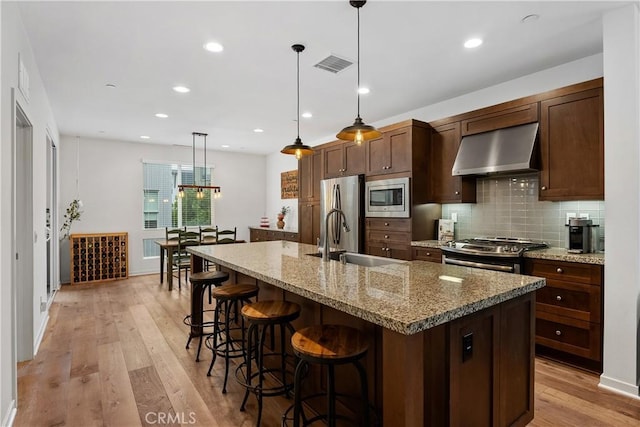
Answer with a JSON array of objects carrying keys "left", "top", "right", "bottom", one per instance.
[{"left": 142, "top": 162, "right": 214, "bottom": 230}]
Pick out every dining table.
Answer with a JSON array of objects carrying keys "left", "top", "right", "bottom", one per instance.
[{"left": 154, "top": 237, "right": 245, "bottom": 291}]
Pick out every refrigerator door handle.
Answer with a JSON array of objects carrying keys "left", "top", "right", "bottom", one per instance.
[{"left": 333, "top": 184, "right": 341, "bottom": 244}]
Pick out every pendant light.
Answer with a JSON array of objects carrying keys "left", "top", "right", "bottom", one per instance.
[
  {"left": 178, "top": 132, "right": 222, "bottom": 199},
  {"left": 336, "top": 0, "right": 381, "bottom": 145},
  {"left": 281, "top": 44, "right": 314, "bottom": 160}
]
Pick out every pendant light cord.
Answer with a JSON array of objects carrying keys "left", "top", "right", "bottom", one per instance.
[
  {"left": 356, "top": 5, "right": 361, "bottom": 120},
  {"left": 75, "top": 136, "right": 80, "bottom": 199},
  {"left": 297, "top": 48, "right": 301, "bottom": 140},
  {"left": 192, "top": 132, "right": 196, "bottom": 186}
]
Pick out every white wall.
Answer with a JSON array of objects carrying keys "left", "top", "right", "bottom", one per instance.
[
  {"left": 1, "top": 2, "right": 60, "bottom": 424},
  {"left": 265, "top": 152, "right": 299, "bottom": 231},
  {"left": 601, "top": 3, "right": 640, "bottom": 397},
  {"left": 58, "top": 136, "right": 266, "bottom": 282}
]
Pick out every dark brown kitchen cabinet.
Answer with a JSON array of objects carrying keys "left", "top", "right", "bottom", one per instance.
[
  {"left": 298, "top": 149, "right": 323, "bottom": 202},
  {"left": 249, "top": 228, "right": 298, "bottom": 243},
  {"left": 428, "top": 122, "right": 476, "bottom": 203},
  {"left": 366, "top": 218, "right": 412, "bottom": 260},
  {"left": 539, "top": 87, "right": 604, "bottom": 201},
  {"left": 298, "top": 201, "right": 321, "bottom": 245},
  {"left": 523, "top": 258, "right": 603, "bottom": 372},
  {"left": 366, "top": 127, "right": 413, "bottom": 175},
  {"left": 461, "top": 103, "right": 539, "bottom": 136},
  {"left": 323, "top": 141, "right": 366, "bottom": 178}
]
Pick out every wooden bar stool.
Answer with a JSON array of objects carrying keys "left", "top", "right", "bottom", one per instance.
[
  {"left": 206, "top": 284, "right": 259, "bottom": 393},
  {"left": 183, "top": 270, "right": 230, "bottom": 361},
  {"left": 236, "top": 301, "right": 301, "bottom": 427},
  {"left": 283, "top": 325, "right": 371, "bottom": 427}
]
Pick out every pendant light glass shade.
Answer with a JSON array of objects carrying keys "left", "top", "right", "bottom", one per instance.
[
  {"left": 281, "top": 44, "right": 313, "bottom": 159},
  {"left": 337, "top": 0, "right": 380, "bottom": 145}
]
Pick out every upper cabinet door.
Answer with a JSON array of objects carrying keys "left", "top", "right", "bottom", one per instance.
[
  {"left": 429, "top": 122, "right": 476, "bottom": 203},
  {"left": 539, "top": 88, "right": 604, "bottom": 201},
  {"left": 299, "top": 149, "right": 323, "bottom": 201},
  {"left": 324, "top": 142, "right": 366, "bottom": 178},
  {"left": 366, "top": 126, "right": 412, "bottom": 175}
]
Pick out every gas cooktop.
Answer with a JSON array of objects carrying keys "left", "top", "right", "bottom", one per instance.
[{"left": 442, "top": 237, "right": 548, "bottom": 257}]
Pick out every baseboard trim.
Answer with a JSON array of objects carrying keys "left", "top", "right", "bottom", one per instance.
[
  {"left": 2, "top": 399, "right": 17, "bottom": 427},
  {"left": 33, "top": 312, "right": 49, "bottom": 356},
  {"left": 599, "top": 375, "right": 640, "bottom": 399}
]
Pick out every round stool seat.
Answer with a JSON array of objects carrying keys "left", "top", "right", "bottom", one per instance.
[
  {"left": 292, "top": 325, "right": 369, "bottom": 363},
  {"left": 241, "top": 300, "right": 301, "bottom": 324},
  {"left": 211, "top": 284, "right": 259, "bottom": 300},
  {"left": 189, "top": 270, "right": 229, "bottom": 284}
]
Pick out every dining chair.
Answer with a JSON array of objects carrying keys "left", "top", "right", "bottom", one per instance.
[
  {"left": 216, "top": 227, "right": 237, "bottom": 244},
  {"left": 199, "top": 226, "right": 218, "bottom": 270},
  {"left": 173, "top": 230, "right": 200, "bottom": 289},
  {"left": 165, "top": 227, "right": 186, "bottom": 281}
]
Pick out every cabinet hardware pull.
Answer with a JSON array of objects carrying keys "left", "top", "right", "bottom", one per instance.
[
  {"left": 556, "top": 295, "right": 562, "bottom": 301},
  {"left": 541, "top": 186, "right": 547, "bottom": 190},
  {"left": 455, "top": 191, "right": 460, "bottom": 195},
  {"left": 426, "top": 252, "right": 431, "bottom": 256},
  {"left": 555, "top": 330, "right": 562, "bottom": 336},
  {"left": 384, "top": 235, "right": 389, "bottom": 239},
  {"left": 384, "top": 222, "right": 389, "bottom": 226},
  {"left": 556, "top": 268, "right": 563, "bottom": 273}
]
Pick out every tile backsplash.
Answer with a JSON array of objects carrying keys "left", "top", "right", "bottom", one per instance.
[{"left": 441, "top": 174, "right": 605, "bottom": 249}]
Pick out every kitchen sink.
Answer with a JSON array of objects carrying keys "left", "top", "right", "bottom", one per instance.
[{"left": 306, "top": 251, "right": 406, "bottom": 267}]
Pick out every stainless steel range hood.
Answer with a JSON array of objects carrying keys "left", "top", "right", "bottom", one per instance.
[{"left": 452, "top": 122, "right": 539, "bottom": 176}]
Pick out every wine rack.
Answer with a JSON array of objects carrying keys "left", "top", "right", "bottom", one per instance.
[{"left": 70, "top": 232, "right": 128, "bottom": 284}]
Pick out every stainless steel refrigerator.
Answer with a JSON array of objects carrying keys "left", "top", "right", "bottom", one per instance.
[{"left": 320, "top": 175, "right": 364, "bottom": 253}]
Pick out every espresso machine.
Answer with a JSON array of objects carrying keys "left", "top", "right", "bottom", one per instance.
[{"left": 566, "top": 218, "right": 600, "bottom": 253}]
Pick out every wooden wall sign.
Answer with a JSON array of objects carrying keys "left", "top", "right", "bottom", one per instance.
[{"left": 281, "top": 170, "right": 298, "bottom": 199}]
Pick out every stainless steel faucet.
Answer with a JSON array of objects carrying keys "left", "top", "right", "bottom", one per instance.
[{"left": 323, "top": 208, "right": 350, "bottom": 262}]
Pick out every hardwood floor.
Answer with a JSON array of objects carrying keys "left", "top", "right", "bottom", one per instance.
[{"left": 14, "top": 274, "right": 640, "bottom": 427}]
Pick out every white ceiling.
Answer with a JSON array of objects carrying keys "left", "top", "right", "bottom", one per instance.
[{"left": 17, "top": 1, "right": 627, "bottom": 155}]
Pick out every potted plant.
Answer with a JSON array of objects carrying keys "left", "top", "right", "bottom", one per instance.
[
  {"left": 277, "top": 206, "right": 290, "bottom": 229},
  {"left": 60, "top": 199, "right": 83, "bottom": 240}
]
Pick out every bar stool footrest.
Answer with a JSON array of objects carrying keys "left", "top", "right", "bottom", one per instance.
[{"left": 282, "top": 392, "right": 377, "bottom": 427}]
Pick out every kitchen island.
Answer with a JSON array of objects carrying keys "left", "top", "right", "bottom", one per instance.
[{"left": 188, "top": 241, "right": 545, "bottom": 426}]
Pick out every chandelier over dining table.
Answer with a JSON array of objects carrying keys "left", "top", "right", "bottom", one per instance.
[{"left": 178, "top": 132, "right": 222, "bottom": 199}]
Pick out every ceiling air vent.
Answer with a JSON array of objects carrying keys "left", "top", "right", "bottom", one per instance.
[{"left": 314, "top": 55, "right": 353, "bottom": 74}]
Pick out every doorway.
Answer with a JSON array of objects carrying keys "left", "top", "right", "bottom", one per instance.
[
  {"left": 46, "top": 134, "right": 58, "bottom": 298},
  {"left": 13, "top": 97, "right": 34, "bottom": 362}
]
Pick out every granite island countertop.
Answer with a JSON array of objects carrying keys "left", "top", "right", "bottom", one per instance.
[{"left": 188, "top": 241, "right": 545, "bottom": 335}]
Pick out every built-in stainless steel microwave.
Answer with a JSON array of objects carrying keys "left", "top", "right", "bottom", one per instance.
[{"left": 365, "top": 177, "right": 410, "bottom": 218}]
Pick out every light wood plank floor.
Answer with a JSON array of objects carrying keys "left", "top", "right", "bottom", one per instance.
[{"left": 14, "top": 274, "right": 640, "bottom": 427}]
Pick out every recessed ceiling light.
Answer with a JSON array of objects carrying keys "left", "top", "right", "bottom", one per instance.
[
  {"left": 155, "top": 113, "right": 168, "bottom": 118},
  {"left": 357, "top": 87, "right": 370, "bottom": 95},
  {"left": 301, "top": 112, "right": 313, "bottom": 118},
  {"left": 140, "top": 135, "right": 150, "bottom": 139},
  {"left": 105, "top": 83, "right": 116, "bottom": 88},
  {"left": 521, "top": 14, "right": 540, "bottom": 24},
  {"left": 464, "top": 38, "right": 483, "bottom": 49},
  {"left": 204, "top": 41, "right": 224, "bottom": 53},
  {"left": 253, "top": 128, "right": 264, "bottom": 133},
  {"left": 173, "top": 86, "right": 190, "bottom": 93},
  {"left": 221, "top": 145, "right": 230, "bottom": 148},
  {"left": 98, "top": 130, "right": 105, "bottom": 134}
]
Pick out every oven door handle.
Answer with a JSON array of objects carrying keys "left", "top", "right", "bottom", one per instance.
[{"left": 443, "top": 257, "right": 515, "bottom": 273}]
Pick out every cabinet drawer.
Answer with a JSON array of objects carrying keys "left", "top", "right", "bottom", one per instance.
[
  {"left": 535, "top": 311, "right": 601, "bottom": 361},
  {"left": 366, "top": 218, "right": 411, "bottom": 232},
  {"left": 461, "top": 103, "right": 538, "bottom": 136},
  {"left": 536, "top": 279, "right": 601, "bottom": 323},
  {"left": 412, "top": 247, "right": 442, "bottom": 263},
  {"left": 250, "top": 229, "right": 269, "bottom": 242},
  {"left": 367, "top": 230, "right": 411, "bottom": 244},
  {"left": 524, "top": 259, "right": 602, "bottom": 286}
]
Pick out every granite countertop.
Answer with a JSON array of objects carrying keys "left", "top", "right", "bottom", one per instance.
[
  {"left": 188, "top": 241, "right": 545, "bottom": 335},
  {"left": 411, "top": 240, "right": 605, "bottom": 266},
  {"left": 249, "top": 226, "right": 298, "bottom": 233}
]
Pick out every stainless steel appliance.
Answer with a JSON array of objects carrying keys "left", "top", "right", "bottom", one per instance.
[
  {"left": 320, "top": 175, "right": 364, "bottom": 253},
  {"left": 441, "top": 237, "right": 548, "bottom": 274},
  {"left": 365, "top": 177, "right": 410, "bottom": 218},
  {"left": 566, "top": 218, "right": 600, "bottom": 253}
]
